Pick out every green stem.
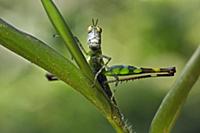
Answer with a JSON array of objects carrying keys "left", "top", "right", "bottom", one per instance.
[
  {"left": 41, "top": 0, "right": 93, "bottom": 79},
  {"left": 150, "top": 46, "right": 200, "bottom": 133}
]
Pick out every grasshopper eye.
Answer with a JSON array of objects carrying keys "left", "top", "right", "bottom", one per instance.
[
  {"left": 87, "top": 26, "right": 93, "bottom": 32},
  {"left": 96, "top": 26, "right": 102, "bottom": 33}
]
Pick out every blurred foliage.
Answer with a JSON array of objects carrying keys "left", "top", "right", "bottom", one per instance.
[{"left": 0, "top": 0, "right": 199, "bottom": 133}]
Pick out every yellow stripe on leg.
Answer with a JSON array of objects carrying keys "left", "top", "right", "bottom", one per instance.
[
  {"left": 134, "top": 68, "right": 142, "bottom": 73},
  {"left": 153, "top": 68, "right": 160, "bottom": 72}
]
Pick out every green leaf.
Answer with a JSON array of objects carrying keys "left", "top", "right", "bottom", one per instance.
[
  {"left": 150, "top": 46, "right": 200, "bottom": 133},
  {"left": 0, "top": 18, "right": 131, "bottom": 133},
  {"left": 41, "top": 0, "right": 93, "bottom": 79},
  {"left": 0, "top": 17, "right": 112, "bottom": 124},
  {"left": 40, "top": 0, "right": 132, "bottom": 132}
]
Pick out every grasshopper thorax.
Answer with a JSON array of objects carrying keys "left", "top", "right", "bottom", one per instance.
[{"left": 87, "top": 19, "right": 102, "bottom": 51}]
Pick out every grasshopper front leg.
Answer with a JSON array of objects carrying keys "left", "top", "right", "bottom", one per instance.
[
  {"left": 94, "top": 55, "right": 111, "bottom": 84},
  {"left": 74, "top": 36, "right": 89, "bottom": 56}
]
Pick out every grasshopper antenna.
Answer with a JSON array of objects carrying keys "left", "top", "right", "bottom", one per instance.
[{"left": 92, "top": 18, "right": 98, "bottom": 26}]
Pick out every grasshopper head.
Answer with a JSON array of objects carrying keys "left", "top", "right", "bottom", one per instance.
[{"left": 87, "top": 19, "right": 102, "bottom": 51}]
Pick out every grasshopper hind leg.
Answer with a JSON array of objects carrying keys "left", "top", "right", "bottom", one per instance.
[{"left": 104, "top": 75, "right": 119, "bottom": 102}]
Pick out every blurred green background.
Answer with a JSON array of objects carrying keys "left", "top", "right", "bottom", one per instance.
[{"left": 0, "top": 0, "right": 200, "bottom": 132}]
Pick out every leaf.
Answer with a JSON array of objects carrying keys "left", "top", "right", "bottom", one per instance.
[
  {"left": 150, "top": 46, "right": 200, "bottom": 133},
  {"left": 0, "top": 17, "right": 131, "bottom": 133}
]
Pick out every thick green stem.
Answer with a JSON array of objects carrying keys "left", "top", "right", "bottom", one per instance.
[{"left": 150, "top": 46, "right": 200, "bottom": 133}]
